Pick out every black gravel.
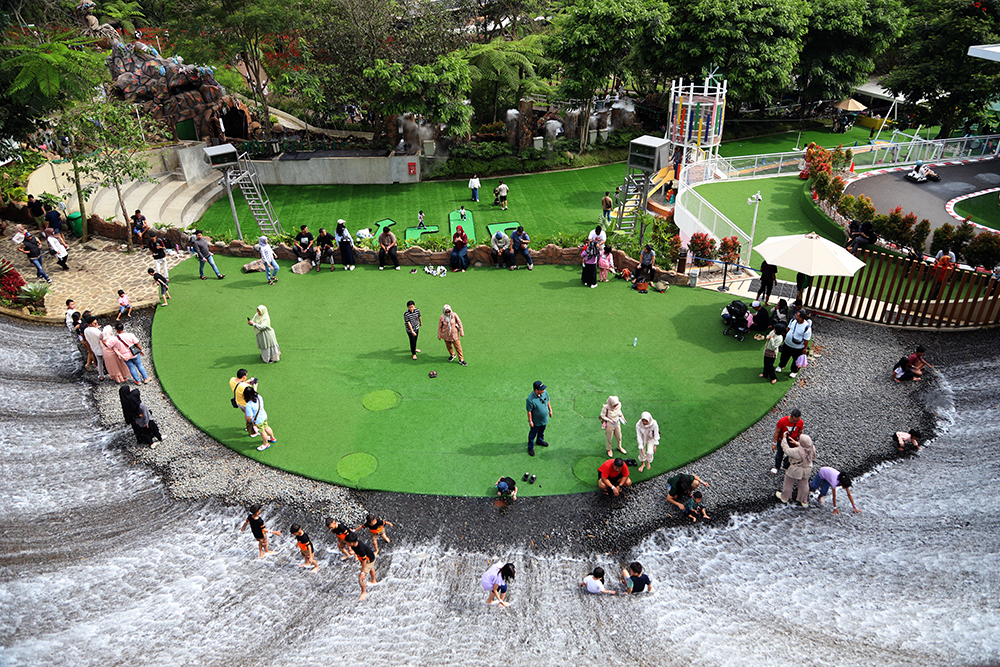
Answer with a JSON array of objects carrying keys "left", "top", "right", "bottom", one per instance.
[{"left": 87, "top": 309, "right": 949, "bottom": 559}]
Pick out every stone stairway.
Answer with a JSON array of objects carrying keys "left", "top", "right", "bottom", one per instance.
[{"left": 85, "top": 171, "right": 222, "bottom": 231}]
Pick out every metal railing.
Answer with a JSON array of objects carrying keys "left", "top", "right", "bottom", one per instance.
[{"left": 675, "top": 186, "right": 751, "bottom": 246}]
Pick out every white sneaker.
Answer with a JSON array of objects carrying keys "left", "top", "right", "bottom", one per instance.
[
  {"left": 789, "top": 372, "right": 798, "bottom": 378},
  {"left": 770, "top": 467, "right": 778, "bottom": 474},
  {"left": 379, "top": 266, "right": 384, "bottom": 271},
  {"left": 395, "top": 266, "right": 400, "bottom": 270},
  {"left": 775, "top": 367, "right": 782, "bottom": 373}
]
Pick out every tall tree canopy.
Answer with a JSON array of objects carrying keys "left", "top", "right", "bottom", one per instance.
[
  {"left": 882, "top": 0, "right": 1000, "bottom": 137},
  {"left": 665, "top": 0, "right": 809, "bottom": 108},
  {"left": 462, "top": 35, "right": 546, "bottom": 125},
  {"left": 796, "top": 0, "right": 906, "bottom": 105}
]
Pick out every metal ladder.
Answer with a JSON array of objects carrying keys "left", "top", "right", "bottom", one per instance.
[
  {"left": 614, "top": 171, "right": 651, "bottom": 236},
  {"left": 229, "top": 152, "right": 283, "bottom": 238}
]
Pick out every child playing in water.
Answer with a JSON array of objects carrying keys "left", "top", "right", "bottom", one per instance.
[
  {"left": 894, "top": 429, "right": 923, "bottom": 452},
  {"left": 810, "top": 467, "right": 861, "bottom": 514},
  {"left": 325, "top": 518, "right": 355, "bottom": 561},
  {"left": 240, "top": 505, "right": 281, "bottom": 558},
  {"left": 620, "top": 562, "right": 652, "bottom": 594},
  {"left": 684, "top": 490, "right": 711, "bottom": 522},
  {"left": 580, "top": 566, "right": 616, "bottom": 595},
  {"left": 290, "top": 524, "right": 319, "bottom": 571},
  {"left": 356, "top": 514, "right": 394, "bottom": 555},
  {"left": 346, "top": 532, "right": 377, "bottom": 601}
]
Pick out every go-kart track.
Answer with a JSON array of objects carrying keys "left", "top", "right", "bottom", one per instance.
[{"left": 844, "top": 157, "right": 1000, "bottom": 232}]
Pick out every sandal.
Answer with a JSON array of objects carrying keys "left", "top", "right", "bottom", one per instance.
[
  {"left": 256, "top": 443, "right": 271, "bottom": 451},
  {"left": 606, "top": 451, "right": 613, "bottom": 458},
  {"left": 617, "top": 447, "right": 627, "bottom": 454}
]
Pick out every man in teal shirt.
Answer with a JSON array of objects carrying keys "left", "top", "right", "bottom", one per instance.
[{"left": 526, "top": 380, "right": 552, "bottom": 456}]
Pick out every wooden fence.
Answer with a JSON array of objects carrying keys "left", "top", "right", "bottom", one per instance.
[{"left": 804, "top": 249, "right": 1000, "bottom": 328}]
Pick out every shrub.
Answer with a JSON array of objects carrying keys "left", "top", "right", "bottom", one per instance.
[
  {"left": 838, "top": 194, "right": 857, "bottom": 219},
  {"left": 687, "top": 232, "right": 717, "bottom": 266},
  {"left": 718, "top": 235, "right": 741, "bottom": 264},
  {"left": 912, "top": 219, "right": 931, "bottom": 252},
  {"left": 952, "top": 221, "right": 977, "bottom": 261},
  {"left": 478, "top": 121, "right": 506, "bottom": 134},
  {"left": 930, "top": 223, "right": 955, "bottom": 256},
  {"left": 963, "top": 230, "right": 1000, "bottom": 270},
  {"left": 813, "top": 171, "right": 832, "bottom": 201},
  {"left": 0, "top": 260, "right": 25, "bottom": 299},
  {"left": 825, "top": 175, "right": 846, "bottom": 207},
  {"left": 19, "top": 281, "right": 49, "bottom": 304},
  {"left": 854, "top": 194, "right": 876, "bottom": 224}
]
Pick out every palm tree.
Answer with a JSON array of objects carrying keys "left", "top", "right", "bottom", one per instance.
[{"left": 463, "top": 36, "right": 545, "bottom": 124}]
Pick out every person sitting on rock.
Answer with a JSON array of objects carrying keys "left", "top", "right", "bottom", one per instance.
[
  {"left": 293, "top": 225, "right": 317, "bottom": 267},
  {"left": 317, "top": 227, "right": 336, "bottom": 272}
]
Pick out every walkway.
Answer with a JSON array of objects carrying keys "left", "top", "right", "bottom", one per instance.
[{"left": 0, "top": 230, "right": 191, "bottom": 319}]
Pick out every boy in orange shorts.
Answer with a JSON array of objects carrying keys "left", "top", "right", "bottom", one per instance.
[
  {"left": 325, "top": 517, "right": 355, "bottom": 561},
  {"left": 346, "top": 531, "right": 377, "bottom": 601},
  {"left": 290, "top": 524, "right": 319, "bottom": 571},
  {"left": 356, "top": 514, "right": 394, "bottom": 555}
]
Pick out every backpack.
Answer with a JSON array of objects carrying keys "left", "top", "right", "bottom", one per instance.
[{"left": 586, "top": 240, "right": 599, "bottom": 259}]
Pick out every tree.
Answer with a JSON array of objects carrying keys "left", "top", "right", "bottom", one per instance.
[
  {"left": 547, "top": 0, "right": 651, "bottom": 152},
  {"left": 363, "top": 54, "right": 474, "bottom": 139},
  {"left": 462, "top": 36, "right": 545, "bottom": 125},
  {"left": 664, "top": 0, "right": 809, "bottom": 110},
  {"left": 882, "top": 0, "right": 1000, "bottom": 138},
  {"left": 963, "top": 230, "right": 1000, "bottom": 270},
  {"left": 101, "top": 0, "right": 146, "bottom": 36},
  {"left": 63, "top": 100, "right": 163, "bottom": 248},
  {"left": 796, "top": 0, "right": 905, "bottom": 105}
]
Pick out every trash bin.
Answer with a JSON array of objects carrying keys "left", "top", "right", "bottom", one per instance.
[
  {"left": 66, "top": 212, "right": 83, "bottom": 237},
  {"left": 688, "top": 268, "right": 699, "bottom": 288}
]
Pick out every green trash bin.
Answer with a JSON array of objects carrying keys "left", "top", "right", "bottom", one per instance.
[{"left": 67, "top": 212, "right": 83, "bottom": 237}]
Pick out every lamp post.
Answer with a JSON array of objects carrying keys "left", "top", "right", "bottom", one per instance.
[{"left": 746, "top": 191, "right": 762, "bottom": 267}]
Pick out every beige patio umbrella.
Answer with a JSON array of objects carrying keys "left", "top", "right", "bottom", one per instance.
[
  {"left": 755, "top": 232, "right": 866, "bottom": 277},
  {"left": 832, "top": 98, "right": 867, "bottom": 112}
]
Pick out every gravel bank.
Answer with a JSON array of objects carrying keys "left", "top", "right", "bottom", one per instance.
[{"left": 89, "top": 309, "right": 941, "bottom": 557}]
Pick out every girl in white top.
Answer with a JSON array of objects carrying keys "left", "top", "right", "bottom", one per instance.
[
  {"left": 636, "top": 411, "right": 660, "bottom": 472},
  {"left": 580, "top": 567, "right": 616, "bottom": 595}
]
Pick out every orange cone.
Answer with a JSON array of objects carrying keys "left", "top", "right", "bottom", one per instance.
[{"left": 850, "top": 161, "right": 855, "bottom": 172}]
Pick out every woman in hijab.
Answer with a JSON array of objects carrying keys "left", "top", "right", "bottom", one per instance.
[
  {"left": 776, "top": 433, "right": 815, "bottom": 507},
  {"left": 436, "top": 304, "right": 466, "bottom": 366},
  {"left": 258, "top": 236, "right": 279, "bottom": 284},
  {"left": 119, "top": 385, "right": 162, "bottom": 448},
  {"left": 247, "top": 305, "right": 281, "bottom": 363},
  {"left": 635, "top": 411, "right": 660, "bottom": 473},
  {"left": 335, "top": 219, "right": 356, "bottom": 271},
  {"left": 101, "top": 325, "right": 129, "bottom": 383},
  {"left": 600, "top": 395, "right": 627, "bottom": 458},
  {"left": 450, "top": 225, "right": 468, "bottom": 273}
]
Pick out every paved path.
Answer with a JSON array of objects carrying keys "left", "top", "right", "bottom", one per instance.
[
  {"left": 845, "top": 159, "right": 1000, "bottom": 233},
  {"left": 0, "top": 230, "right": 191, "bottom": 318}
]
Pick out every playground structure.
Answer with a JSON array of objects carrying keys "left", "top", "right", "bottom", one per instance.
[
  {"left": 665, "top": 76, "right": 727, "bottom": 175},
  {"left": 204, "top": 144, "right": 283, "bottom": 240}
]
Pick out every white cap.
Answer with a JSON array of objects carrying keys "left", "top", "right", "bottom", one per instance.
[
  {"left": 752, "top": 300, "right": 761, "bottom": 308},
  {"left": 337, "top": 219, "right": 346, "bottom": 224}
]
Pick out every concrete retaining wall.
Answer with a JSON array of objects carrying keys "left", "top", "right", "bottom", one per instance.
[{"left": 250, "top": 153, "right": 421, "bottom": 185}]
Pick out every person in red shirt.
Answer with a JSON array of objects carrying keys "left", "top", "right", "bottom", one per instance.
[
  {"left": 771, "top": 408, "right": 803, "bottom": 474},
  {"left": 598, "top": 458, "right": 631, "bottom": 496}
]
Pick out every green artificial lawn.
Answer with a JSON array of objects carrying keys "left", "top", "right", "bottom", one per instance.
[
  {"left": 719, "top": 125, "right": 878, "bottom": 157},
  {"left": 151, "top": 257, "right": 789, "bottom": 497},
  {"left": 954, "top": 193, "right": 1000, "bottom": 230},
  {"left": 196, "top": 164, "right": 627, "bottom": 242},
  {"left": 694, "top": 176, "right": 831, "bottom": 281}
]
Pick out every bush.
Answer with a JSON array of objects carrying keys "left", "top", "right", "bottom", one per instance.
[
  {"left": 605, "top": 128, "right": 644, "bottom": 149},
  {"left": 19, "top": 281, "right": 49, "bottom": 305},
  {"left": 687, "top": 232, "right": 717, "bottom": 266},
  {"left": 953, "top": 221, "right": 977, "bottom": 261},
  {"left": 837, "top": 194, "right": 856, "bottom": 219},
  {"left": 912, "top": 219, "right": 931, "bottom": 252},
  {"left": 478, "top": 121, "right": 505, "bottom": 134},
  {"left": 0, "top": 259, "right": 25, "bottom": 299},
  {"left": 718, "top": 236, "right": 741, "bottom": 264},
  {"left": 930, "top": 223, "right": 955, "bottom": 256},
  {"left": 854, "top": 194, "right": 876, "bottom": 224},
  {"left": 963, "top": 230, "right": 1000, "bottom": 270},
  {"left": 825, "top": 175, "right": 846, "bottom": 208}
]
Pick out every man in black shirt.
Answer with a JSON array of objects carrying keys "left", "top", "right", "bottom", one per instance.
[
  {"left": 43, "top": 204, "right": 67, "bottom": 244},
  {"left": 27, "top": 195, "right": 44, "bottom": 228},
  {"left": 316, "top": 227, "right": 336, "bottom": 272},
  {"left": 18, "top": 233, "right": 50, "bottom": 282},
  {"left": 294, "top": 225, "right": 317, "bottom": 267},
  {"left": 148, "top": 231, "right": 169, "bottom": 278},
  {"left": 346, "top": 532, "right": 377, "bottom": 600}
]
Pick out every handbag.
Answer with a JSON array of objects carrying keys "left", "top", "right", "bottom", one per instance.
[
  {"left": 117, "top": 334, "right": 140, "bottom": 356},
  {"left": 796, "top": 354, "right": 808, "bottom": 368},
  {"left": 231, "top": 384, "right": 241, "bottom": 409}
]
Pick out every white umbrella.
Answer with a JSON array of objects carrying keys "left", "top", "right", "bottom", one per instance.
[
  {"left": 754, "top": 232, "right": 866, "bottom": 277},
  {"left": 832, "top": 98, "right": 867, "bottom": 112}
]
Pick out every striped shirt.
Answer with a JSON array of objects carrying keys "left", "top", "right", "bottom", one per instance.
[{"left": 404, "top": 308, "right": 421, "bottom": 333}]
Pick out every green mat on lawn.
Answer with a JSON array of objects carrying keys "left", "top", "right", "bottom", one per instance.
[
  {"left": 487, "top": 222, "right": 519, "bottom": 239},
  {"left": 449, "top": 210, "right": 476, "bottom": 243},
  {"left": 404, "top": 225, "right": 439, "bottom": 241},
  {"left": 151, "top": 257, "right": 789, "bottom": 497}
]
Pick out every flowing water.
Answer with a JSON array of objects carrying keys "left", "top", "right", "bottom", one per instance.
[{"left": 0, "top": 319, "right": 997, "bottom": 667}]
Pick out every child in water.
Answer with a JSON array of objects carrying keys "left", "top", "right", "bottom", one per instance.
[
  {"left": 356, "top": 514, "right": 394, "bottom": 555},
  {"left": 620, "top": 562, "right": 652, "bottom": 594},
  {"left": 290, "top": 524, "right": 319, "bottom": 571},
  {"left": 894, "top": 429, "right": 923, "bottom": 452},
  {"left": 684, "top": 491, "right": 711, "bottom": 522},
  {"left": 580, "top": 566, "right": 616, "bottom": 595},
  {"left": 240, "top": 505, "right": 281, "bottom": 558}
]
